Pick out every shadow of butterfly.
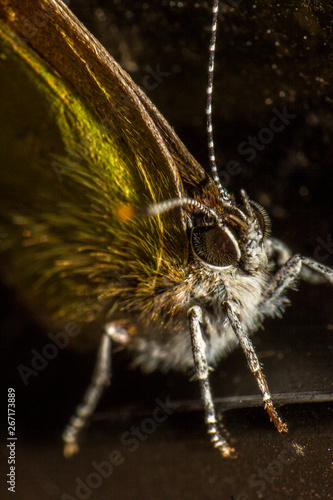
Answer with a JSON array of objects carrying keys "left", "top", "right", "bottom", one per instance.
[{"left": 0, "top": 0, "right": 332, "bottom": 458}]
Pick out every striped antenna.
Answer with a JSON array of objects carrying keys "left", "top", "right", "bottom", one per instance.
[
  {"left": 146, "top": 197, "right": 219, "bottom": 223},
  {"left": 206, "top": 0, "right": 231, "bottom": 204}
]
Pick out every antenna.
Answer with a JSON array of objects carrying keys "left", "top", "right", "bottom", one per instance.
[
  {"left": 206, "top": 0, "right": 232, "bottom": 204},
  {"left": 144, "top": 198, "right": 219, "bottom": 223}
]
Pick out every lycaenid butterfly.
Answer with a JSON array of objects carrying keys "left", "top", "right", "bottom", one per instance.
[{"left": 0, "top": 0, "right": 332, "bottom": 460}]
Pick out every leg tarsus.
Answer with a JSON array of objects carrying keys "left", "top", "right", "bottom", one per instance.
[{"left": 301, "top": 256, "right": 333, "bottom": 285}]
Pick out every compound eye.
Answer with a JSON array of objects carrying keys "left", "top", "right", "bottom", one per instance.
[{"left": 191, "top": 225, "right": 239, "bottom": 267}]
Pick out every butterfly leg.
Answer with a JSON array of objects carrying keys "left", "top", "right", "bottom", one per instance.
[
  {"left": 225, "top": 300, "right": 288, "bottom": 433},
  {"left": 260, "top": 253, "right": 333, "bottom": 316},
  {"left": 268, "top": 237, "right": 293, "bottom": 267},
  {"left": 188, "top": 305, "right": 235, "bottom": 457},
  {"left": 62, "top": 324, "right": 116, "bottom": 458},
  {"left": 268, "top": 238, "right": 329, "bottom": 284}
]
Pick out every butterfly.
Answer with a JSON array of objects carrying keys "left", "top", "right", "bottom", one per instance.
[{"left": 0, "top": 0, "right": 332, "bottom": 459}]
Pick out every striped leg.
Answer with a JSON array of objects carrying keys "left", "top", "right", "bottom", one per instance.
[
  {"left": 62, "top": 327, "right": 113, "bottom": 458},
  {"left": 260, "top": 253, "right": 333, "bottom": 315},
  {"left": 188, "top": 305, "right": 235, "bottom": 457},
  {"left": 225, "top": 301, "right": 288, "bottom": 434},
  {"left": 268, "top": 238, "right": 329, "bottom": 284}
]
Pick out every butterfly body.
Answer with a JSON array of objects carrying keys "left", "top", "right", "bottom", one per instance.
[{"left": 121, "top": 187, "right": 274, "bottom": 373}]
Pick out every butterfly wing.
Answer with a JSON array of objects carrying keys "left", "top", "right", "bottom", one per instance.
[
  {"left": 130, "top": 77, "right": 211, "bottom": 193},
  {"left": 0, "top": 0, "right": 202, "bottom": 336}
]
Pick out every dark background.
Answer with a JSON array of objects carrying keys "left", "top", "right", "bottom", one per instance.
[{"left": 1, "top": 1, "right": 333, "bottom": 499}]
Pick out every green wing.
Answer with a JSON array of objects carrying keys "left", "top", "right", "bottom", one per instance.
[{"left": 0, "top": 0, "right": 195, "bottom": 336}]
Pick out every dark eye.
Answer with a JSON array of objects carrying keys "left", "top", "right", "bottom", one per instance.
[{"left": 191, "top": 225, "right": 240, "bottom": 267}]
